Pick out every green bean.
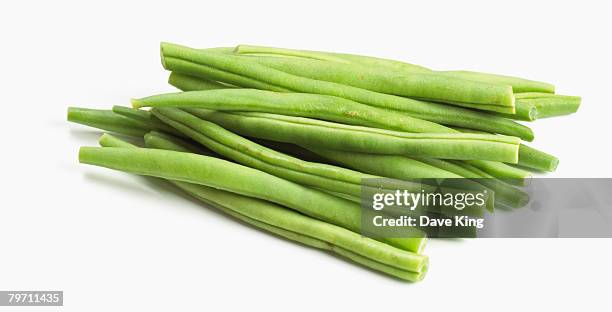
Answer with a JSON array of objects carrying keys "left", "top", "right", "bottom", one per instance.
[
  {"left": 67, "top": 107, "right": 150, "bottom": 136},
  {"left": 99, "top": 134, "right": 428, "bottom": 281},
  {"left": 251, "top": 139, "right": 331, "bottom": 163},
  {"left": 110, "top": 105, "right": 152, "bottom": 124},
  {"left": 514, "top": 92, "right": 558, "bottom": 99},
  {"left": 517, "top": 144, "right": 559, "bottom": 172},
  {"left": 185, "top": 108, "right": 521, "bottom": 163},
  {"left": 494, "top": 100, "right": 538, "bottom": 121},
  {"left": 235, "top": 44, "right": 432, "bottom": 73},
  {"left": 436, "top": 71, "right": 555, "bottom": 93},
  {"left": 144, "top": 131, "right": 189, "bottom": 152},
  {"left": 304, "top": 147, "right": 463, "bottom": 179},
  {"left": 98, "top": 133, "right": 136, "bottom": 148},
  {"left": 235, "top": 45, "right": 554, "bottom": 94},
  {"left": 448, "top": 132, "right": 532, "bottom": 183},
  {"left": 494, "top": 93, "right": 581, "bottom": 121},
  {"left": 168, "top": 72, "right": 232, "bottom": 91},
  {"left": 161, "top": 43, "right": 534, "bottom": 140},
  {"left": 234, "top": 55, "right": 515, "bottom": 113},
  {"left": 448, "top": 162, "right": 529, "bottom": 208},
  {"left": 320, "top": 190, "right": 361, "bottom": 203},
  {"left": 412, "top": 158, "right": 482, "bottom": 179},
  {"left": 169, "top": 71, "right": 228, "bottom": 91},
  {"left": 164, "top": 55, "right": 290, "bottom": 92},
  {"left": 144, "top": 131, "right": 214, "bottom": 156},
  {"left": 111, "top": 105, "right": 184, "bottom": 137},
  {"left": 67, "top": 105, "right": 180, "bottom": 138},
  {"left": 132, "top": 89, "right": 455, "bottom": 134},
  {"left": 515, "top": 93, "right": 581, "bottom": 119},
  {"left": 453, "top": 126, "right": 558, "bottom": 173},
  {"left": 412, "top": 158, "right": 529, "bottom": 208},
  {"left": 465, "top": 160, "right": 531, "bottom": 186},
  {"left": 145, "top": 132, "right": 197, "bottom": 152}
]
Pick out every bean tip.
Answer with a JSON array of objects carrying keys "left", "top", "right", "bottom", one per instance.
[
  {"left": 98, "top": 133, "right": 112, "bottom": 147},
  {"left": 66, "top": 107, "right": 75, "bottom": 121},
  {"left": 160, "top": 42, "right": 169, "bottom": 69},
  {"left": 77, "top": 146, "right": 91, "bottom": 164},
  {"left": 130, "top": 98, "right": 143, "bottom": 109},
  {"left": 66, "top": 106, "right": 86, "bottom": 122},
  {"left": 547, "top": 157, "right": 560, "bottom": 172}
]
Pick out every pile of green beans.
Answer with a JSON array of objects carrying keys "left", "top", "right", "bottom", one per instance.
[
  {"left": 69, "top": 106, "right": 498, "bottom": 208},
  {"left": 154, "top": 107, "right": 495, "bottom": 210},
  {"left": 161, "top": 43, "right": 535, "bottom": 141},
  {"left": 68, "top": 42, "right": 581, "bottom": 282},
  {"left": 165, "top": 72, "right": 552, "bottom": 176}
]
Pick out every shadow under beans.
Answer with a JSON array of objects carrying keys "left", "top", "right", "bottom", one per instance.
[
  {"left": 83, "top": 171, "right": 228, "bottom": 220},
  {"left": 192, "top": 200, "right": 421, "bottom": 285},
  {"left": 83, "top": 171, "right": 157, "bottom": 196},
  {"left": 83, "top": 171, "right": 422, "bottom": 283}
]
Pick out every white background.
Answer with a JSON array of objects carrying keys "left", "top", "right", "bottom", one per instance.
[{"left": 1, "top": 0, "right": 611, "bottom": 311}]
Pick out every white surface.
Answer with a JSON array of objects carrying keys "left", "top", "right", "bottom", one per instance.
[{"left": 1, "top": 0, "right": 611, "bottom": 311}]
